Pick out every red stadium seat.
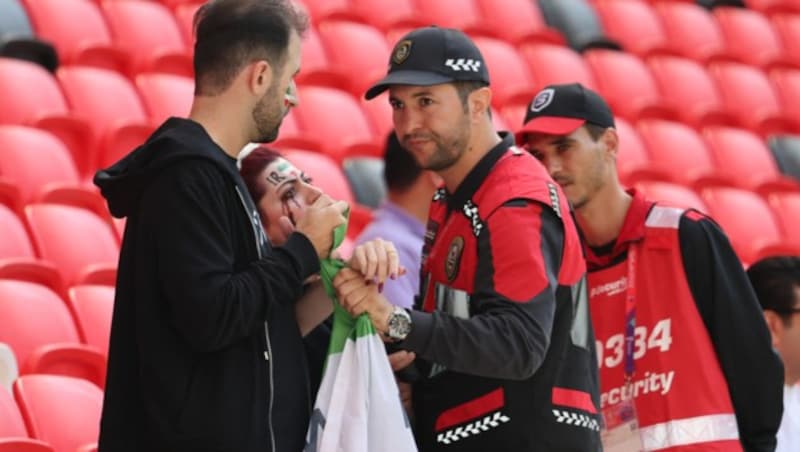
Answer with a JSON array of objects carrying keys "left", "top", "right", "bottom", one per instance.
[
  {"left": 0, "top": 204, "right": 62, "bottom": 295},
  {"left": 771, "top": 14, "right": 800, "bottom": 66},
  {"left": 709, "top": 62, "right": 799, "bottom": 136},
  {"left": 614, "top": 117, "right": 669, "bottom": 187},
  {"left": 0, "top": 58, "right": 91, "bottom": 175},
  {"left": 653, "top": 1, "right": 732, "bottom": 64},
  {"left": 56, "top": 66, "right": 154, "bottom": 172},
  {"left": 271, "top": 112, "right": 322, "bottom": 153},
  {"left": 633, "top": 180, "right": 708, "bottom": 213},
  {"left": 472, "top": 37, "right": 536, "bottom": 107},
  {"left": 24, "top": 204, "right": 118, "bottom": 288},
  {"left": 291, "top": 86, "right": 380, "bottom": 160},
  {"left": 412, "top": 0, "right": 495, "bottom": 37},
  {"left": 0, "top": 381, "right": 28, "bottom": 437},
  {"left": 584, "top": 50, "right": 675, "bottom": 121},
  {"left": 13, "top": 375, "right": 102, "bottom": 452},
  {"left": 0, "top": 126, "right": 98, "bottom": 205},
  {"left": 765, "top": 190, "right": 800, "bottom": 246},
  {"left": 519, "top": 44, "right": 597, "bottom": 92},
  {"left": 300, "top": 0, "right": 361, "bottom": 23},
  {"left": 636, "top": 120, "right": 724, "bottom": 187},
  {"left": 173, "top": 3, "right": 202, "bottom": 46},
  {"left": 499, "top": 101, "right": 529, "bottom": 135},
  {"left": 0, "top": 280, "right": 106, "bottom": 387},
  {"left": 360, "top": 92, "right": 393, "bottom": 139},
  {"left": 593, "top": 0, "right": 670, "bottom": 57},
  {"left": 770, "top": 68, "right": 800, "bottom": 123},
  {"left": 135, "top": 73, "right": 194, "bottom": 127},
  {"left": 19, "top": 0, "right": 126, "bottom": 72},
  {"left": 698, "top": 185, "right": 783, "bottom": 265},
  {"left": 317, "top": 21, "right": 391, "bottom": 96},
  {"left": 156, "top": 0, "right": 206, "bottom": 11},
  {"left": 702, "top": 126, "right": 796, "bottom": 191},
  {"left": 646, "top": 56, "right": 739, "bottom": 128},
  {"left": 67, "top": 285, "right": 114, "bottom": 358},
  {"left": 491, "top": 108, "right": 511, "bottom": 133},
  {"left": 474, "top": 0, "right": 564, "bottom": 45},
  {"left": 351, "top": 0, "right": 424, "bottom": 31},
  {"left": 0, "top": 385, "right": 53, "bottom": 451},
  {"left": 295, "top": 25, "right": 349, "bottom": 89},
  {"left": 745, "top": 0, "right": 800, "bottom": 14},
  {"left": 281, "top": 149, "right": 372, "bottom": 238},
  {"left": 713, "top": 7, "right": 795, "bottom": 70},
  {"left": 101, "top": 0, "right": 191, "bottom": 77}
]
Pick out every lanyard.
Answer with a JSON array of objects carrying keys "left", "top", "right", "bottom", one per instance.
[{"left": 624, "top": 245, "right": 638, "bottom": 381}]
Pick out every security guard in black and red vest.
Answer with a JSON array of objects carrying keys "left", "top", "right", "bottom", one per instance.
[{"left": 333, "top": 26, "right": 602, "bottom": 451}]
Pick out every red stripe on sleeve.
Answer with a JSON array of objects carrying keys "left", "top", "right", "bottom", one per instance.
[
  {"left": 552, "top": 387, "right": 597, "bottom": 414},
  {"left": 434, "top": 388, "right": 505, "bottom": 431}
]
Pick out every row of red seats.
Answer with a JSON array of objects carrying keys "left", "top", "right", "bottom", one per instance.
[
  {"left": 1, "top": 373, "right": 100, "bottom": 452},
  {"left": 592, "top": 1, "right": 800, "bottom": 70},
  {"left": 0, "top": 279, "right": 112, "bottom": 387},
  {"left": 19, "top": 0, "right": 198, "bottom": 78},
  {"left": 634, "top": 179, "right": 800, "bottom": 266},
  {"left": 496, "top": 48, "right": 800, "bottom": 138},
  {"left": 612, "top": 117, "right": 796, "bottom": 192}
]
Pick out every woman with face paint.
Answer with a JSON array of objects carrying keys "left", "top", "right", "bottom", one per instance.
[{"left": 240, "top": 145, "right": 407, "bottom": 332}]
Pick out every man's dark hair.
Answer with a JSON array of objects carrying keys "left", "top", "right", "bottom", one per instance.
[
  {"left": 584, "top": 123, "right": 608, "bottom": 141},
  {"left": 193, "top": 0, "right": 308, "bottom": 95},
  {"left": 384, "top": 132, "right": 423, "bottom": 193},
  {"left": 747, "top": 256, "right": 800, "bottom": 324},
  {"left": 453, "top": 81, "right": 490, "bottom": 115},
  {"left": 240, "top": 145, "right": 283, "bottom": 203}
]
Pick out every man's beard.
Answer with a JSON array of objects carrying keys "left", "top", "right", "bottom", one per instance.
[
  {"left": 405, "top": 114, "right": 471, "bottom": 172},
  {"left": 252, "top": 83, "right": 284, "bottom": 143}
]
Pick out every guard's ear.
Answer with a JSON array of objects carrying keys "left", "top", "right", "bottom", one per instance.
[
  {"left": 468, "top": 86, "right": 492, "bottom": 122},
  {"left": 602, "top": 127, "right": 620, "bottom": 161}
]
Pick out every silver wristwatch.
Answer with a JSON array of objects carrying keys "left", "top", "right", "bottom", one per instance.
[{"left": 386, "top": 306, "right": 412, "bottom": 341}]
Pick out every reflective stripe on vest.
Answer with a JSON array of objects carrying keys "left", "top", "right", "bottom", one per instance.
[{"left": 640, "top": 413, "right": 739, "bottom": 450}]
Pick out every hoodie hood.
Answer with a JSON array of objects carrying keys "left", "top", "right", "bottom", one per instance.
[{"left": 94, "top": 118, "right": 241, "bottom": 218}]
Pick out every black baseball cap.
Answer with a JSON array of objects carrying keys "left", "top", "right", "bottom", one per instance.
[
  {"left": 364, "top": 26, "right": 490, "bottom": 100},
  {"left": 515, "top": 83, "right": 615, "bottom": 143}
]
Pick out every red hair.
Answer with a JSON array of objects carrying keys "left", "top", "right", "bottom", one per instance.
[{"left": 239, "top": 146, "right": 283, "bottom": 203}]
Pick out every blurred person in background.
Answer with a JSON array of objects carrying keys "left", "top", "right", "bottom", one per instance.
[
  {"left": 749, "top": 256, "right": 800, "bottom": 452},
  {"left": 356, "top": 132, "right": 442, "bottom": 309},
  {"left": 518, "top": 82, "right": 783, "bottom": 452}
]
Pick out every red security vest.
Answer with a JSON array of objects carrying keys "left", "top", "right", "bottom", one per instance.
[{"left": 589, "top": 203, "right": 741, "bottom": 451}]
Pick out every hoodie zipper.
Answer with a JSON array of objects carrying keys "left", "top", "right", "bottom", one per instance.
[{"left": 235, "top": 186, "right": 276, "bottom": 452}]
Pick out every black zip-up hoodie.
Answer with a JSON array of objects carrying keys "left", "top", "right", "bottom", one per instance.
[{"left": 95, "top": 118, "right": 320, "bottom": 452}]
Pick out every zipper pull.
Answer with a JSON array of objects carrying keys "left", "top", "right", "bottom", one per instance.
[{"left": 263, "top": 351, "right": 270, "bottom": 361}]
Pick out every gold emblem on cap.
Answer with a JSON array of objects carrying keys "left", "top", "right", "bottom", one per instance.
[{"left": 392, "top": 40, "right": 412, "bottom": 65}]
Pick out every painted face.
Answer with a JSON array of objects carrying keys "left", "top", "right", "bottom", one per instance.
[
  {"left": 252, "top": 31, "right": 301, "bottom": 143},
  {"left": 388, "top": 83, "right": 471, "bottom": 172},
  {"left": 523, "top": 126, "right": 610, "bottom": 210},
  {"left": 256, "top": 157, "right": 322, "bottom": 244}
]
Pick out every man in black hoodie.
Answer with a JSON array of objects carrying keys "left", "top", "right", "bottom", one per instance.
[{"left": 93, "top": 1, "right": 349, "bottom": 451}]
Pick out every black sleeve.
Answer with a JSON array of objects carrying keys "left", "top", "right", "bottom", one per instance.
[
  {"left": 679, "top": 214, "right": 783, "bottom": 452},
  {"left": 145, "top": 161, "right": 320, "bottom": 352},
  {"left": 401, "top": 201, "right": 563, "bottom": 381}
]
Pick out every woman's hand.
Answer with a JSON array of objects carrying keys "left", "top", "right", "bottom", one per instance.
[{"left": 348, "top": 238, "right": 406, "bottom": 284}]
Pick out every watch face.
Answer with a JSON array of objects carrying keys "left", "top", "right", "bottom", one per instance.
[{"left": 389, "top": 309, "right": 412, "bottom": 340}]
